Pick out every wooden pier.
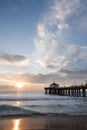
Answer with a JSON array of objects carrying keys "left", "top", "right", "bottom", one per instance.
[{"left": 44, "top": 83, "right": 87, "bottom": 97}]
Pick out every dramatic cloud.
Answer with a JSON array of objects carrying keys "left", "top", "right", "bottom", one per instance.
[
  {"left": 0, "top": 53, "right": 29, "bottom": 66},
  {"left": 0, "top": 0, "right": 86, "bottom": 88},
  {"left": 32, "top": 0, "right": 87, "bottom": 78}
]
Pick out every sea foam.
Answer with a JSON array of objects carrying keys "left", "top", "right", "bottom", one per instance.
[{"left": 0, "top": 104, "right": 38, "bottom": 116}]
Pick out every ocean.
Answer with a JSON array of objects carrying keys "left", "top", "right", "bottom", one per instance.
[{"left": 0, "top": 91, "right": 87, "bottom": 116}]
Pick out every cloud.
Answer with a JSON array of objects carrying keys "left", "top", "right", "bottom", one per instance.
[
  {"left": 0, "top": 71, "right": 87, "bottom": 89},
  {"left": 0, "top": 72, "right": 60, "bottom": 85},
  {"left": 32, "top": 0, "right": 87, "bottom": 77},
  {"left": 37, "top": 23, "right": 46, "bottom": 37},
  {"left": 51, "top": 0, "right": 80, "bottom": 21},
  {"left": 57, "top": 23, "right": 69, "bottom": 30},
  {"left": 60, "top": 68, "right": 87, "bottom": 80},
  {"left": 46, "top": 64, "right": 58, "bottom": 69},
  {"left": 0, "top": 53, "right": 29, "bottom": 66},
  {"left": 0, "top": 0, "right": 87, "bottom": 88}
]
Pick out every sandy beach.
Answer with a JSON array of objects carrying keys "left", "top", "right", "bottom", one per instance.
[{"left": 0, "top": 115, "right": 87, "bottom": 130}]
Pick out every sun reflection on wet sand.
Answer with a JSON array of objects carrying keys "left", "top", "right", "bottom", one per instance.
[{"left": 13, "top": 119, "right": 20, "bottom": 130}]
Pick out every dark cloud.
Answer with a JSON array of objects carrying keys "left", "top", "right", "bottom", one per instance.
[
  {"left": 0, "top": 53, "right": 29, "bottom": 66},
  {"left": 17, "top": 70, "right": 87, "bottom": 86},
  {"left": 60, "top": 69, "right": 87, "bottom": 79},
  {"left": 46, "top": 64, "right": 57, "bottom": 69}
]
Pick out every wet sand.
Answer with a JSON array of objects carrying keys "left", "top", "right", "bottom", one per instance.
[{"left": 0, "top": 115, "right": 87, "bottom": 130}]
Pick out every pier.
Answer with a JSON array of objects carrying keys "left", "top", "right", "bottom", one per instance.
[{"left": 44, "top": 82, "right": 87, "bottom": 97}]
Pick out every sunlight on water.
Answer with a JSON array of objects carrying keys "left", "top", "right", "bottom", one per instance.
[{"left": 15, "top": 101, "right": 21, "bottom": 106}]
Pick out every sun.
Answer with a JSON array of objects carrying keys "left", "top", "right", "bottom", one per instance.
[{"left": 15, "top": 82, "right": 25, "bottom": 89}]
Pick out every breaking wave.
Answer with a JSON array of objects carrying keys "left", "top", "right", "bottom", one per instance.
[{"left": 0, "top": 104, "right": 39, "bottom": 117}]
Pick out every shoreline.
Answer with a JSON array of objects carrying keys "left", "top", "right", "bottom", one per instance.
[
  {"left": 0, "top": 113, "right": 87, "bottom": 119},
  {"left": 0, "top": 114, "right": 87, "bottom": 130},
  {"left": 0, "top": 112, "right": 87, "bottom": 118}
]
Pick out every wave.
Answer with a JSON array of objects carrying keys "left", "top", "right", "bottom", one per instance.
[
  {"left": 0, "top": 104, "right": 65, "bottom": 117},
  {"left": 0, "top": 104, "right": 39, "bottom": 117},
  {"left": 0, "top": 98, "right": 48, "bottom": 101},
  {"left": 0, "top": 104, "right": 87, "bottom": 117},
  {"left": 0, "top": 104, "right": 68, "bottom": 117},
  {"left": 0, "top": 96, "right": 71, "bottom": 101}
]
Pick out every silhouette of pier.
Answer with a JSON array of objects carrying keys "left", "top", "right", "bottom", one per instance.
[{"left": 44, "top": 82, "right": 87, "bottom": 97}]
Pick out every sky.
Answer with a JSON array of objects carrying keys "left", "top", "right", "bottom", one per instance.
[{"left": 0, "top": 0, "right": 87, "bottom": 91}]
